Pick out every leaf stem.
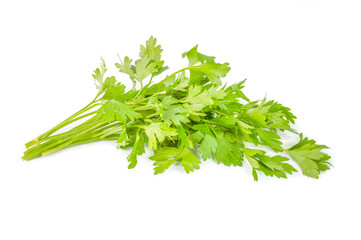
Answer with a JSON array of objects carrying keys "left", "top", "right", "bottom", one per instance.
[{"left": 26, "top": 95, "right": 101, "bottom": 148}]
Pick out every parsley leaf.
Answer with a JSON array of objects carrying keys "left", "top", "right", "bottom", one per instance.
[
  {"left": 286, "top": 134, "right": 331, "bottom": 178},
  {"left": 150, "top": 147, "right": 201, "bottom": 174},
  {"left": 98, "top": 100, "right": 142, "bottom": 123},
  {"left": 214, "top": 133, "right": 243, "bottom": 167},
  {"left": 143, "top": 122, "right": 177, "bottom": 150},
  {"left": 189, "top": 63, "right": 230, "bottom": 86},
  {"left": 92, "top": 57, "right": 107, "bottom": 90},
  {"left": 115, "top": 56, "right": 136, "bottom": 87},
  {"left": 192, "top": 124, "right": 217, "bottom": 160},
  {"left": 244, "top": 148, "right": 297, "bottom": 181},
  {"left": 159, "top": 96, "right": 189, "bottom": 125},
  {"left": 182, "top": 45, "right": 216, "bottom": 66},
  {"left": 127, "top": 129, "right": 145, "bottom": 169}
]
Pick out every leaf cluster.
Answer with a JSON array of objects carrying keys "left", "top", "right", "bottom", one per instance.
[{"left": 24, "top": 37, "right": 332, "bottom": 180}]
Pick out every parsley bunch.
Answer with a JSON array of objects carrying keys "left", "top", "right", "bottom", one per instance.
[{"left": 23, "top": 37, "right": 331, "bottom": 180}]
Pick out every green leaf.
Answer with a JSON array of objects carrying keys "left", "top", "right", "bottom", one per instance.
[
  {"left": 182, "top": 46, "right": 230, "bottom": 85},
  {"left": 134, "top": 57, "right": 158, "bottom": 82},
  {"left": 264, "top": 101, "right": 297, "bottom": 130},
  {"left": 127, "top": 129, "right": 144, "bottom": 169},
  {"left": 139, "top": 36, "right": 164, "bottom": 63},
  {"left": 207, "top": 86, "right": 227, "bottom": 100},
  {"left": 115, "top": 56, "right": 135, "bottom": 78},
  {"left": 180, "top": 148, "right": 201, "bottom": 173},
  {"left": 153, "top": 66, "right": 169, "bottom": 77},
  {"left": 192, "top": 124, "right": 213, "bottom": 136},
  {"left": 177, "top": 124, "right": 191, "bottom": 148},
  {"left": 237, "top": 120, "right": 258, "bottom": 144},
  {"left": 256, "top": 128, "right": 283, "bottom": 152},
  {"left": 150, "top": 147, "right": 201, "bottom": 174},
  {"left": 98, "top": 100, "right": 142, "bottom": 123},
  {"left": 181, "top": 85, "right": 214, "bottom": 111},
  {"left": 153, "top": 158, "right": 176, "bottom": 174},
  {"left": 116, "top": 89, "right": 138, "bottom": 103},
  {"left": 136, "top": 36, "right": 167, "bottom": 82},
  {"left": 163, "top": 105, "right": 189, "bottom": 125},
  {"left": 198, "top": 134, "right": 218, "bottom": 160},
  {"left": 207, "top": 116, "right": 238, "bottom": 129},
  {"left": 240, "top": 104, "right": 268, "bottom": 128},
  {"left": 92, "top": 57, "right": 107, "bottom": 89},
  {"left": 160, "top": 96, "right": 189, "bottom": 125},
  {"left": 214, "top": 133, "right": 243, "bottom": 166},
  {"left": 102, "top": 81, "right": 126, "bottom": 101},
  {"left": 192, "top": 124, "right": 217, "bottom": 160},
  {"left": 115, "top": 56, "right": 136, "bottom": 88},
  {"left": 182, "top": 45, "right": 215, "bottom": 66},
  {"left": 286, "top": 134, "right": 331, "bottom": 178},
  {"left": 244, "top": 148, "right": 297, "bottom": 181},
  {"left": 144, "top": 122, "right": 178, "bottom": 150},
  {"left": 168, "top": 73, "right": 189, "bottom": 92},
  {"left": 225, "top": 79, "right": 249, "bottom": 102},
  {"left": 189, "top": 63, "right": 230, "bottom": 86},
  {"left": 116, "top": 123, "right": 128, "bottom": 148}
]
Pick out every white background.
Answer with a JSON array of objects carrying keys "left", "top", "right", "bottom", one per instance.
[{"left": 1, "top": 0, "right": 360, "bottom": 239}]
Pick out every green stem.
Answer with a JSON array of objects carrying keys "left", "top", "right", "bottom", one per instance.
[
  {"left": 144, "top": 67, "right": 188, "bottom": 89},
  {"left": 41, "top": 120, "right": 108, "bottom": 156},
  {"left": 87, "top": 122, "right": 122, "bottom": 137},
  {"left": 32, "top": 115, "right": 101, "bottom": 145},
  {"left": 26, "top": 96, "right": 101, "bottom": 148},
  {"left": 92, "top": 125, "right": 123, "bottom": 138},
  {"left": 29, "top": 111, "right": 99, "bottom": 145},
  {"left": 145, "top": 113, "right": 159, "bottom": 119},
  {"left": 23, "top": 117, "right": 105, "bottom": 160},
  {"left": 24, "top": 136, "right": 119, "bottom": 160},
  {"left": 128, "top": 81, "right": 144, "bottom": 103},
  {"left": 147, "top": 74, "right": 154, "bottom": 85},
  {"left": 134, "top": 105, "right": 156, "bottom": 111},
  {"left": 67, "top": 136, "right": 119, "bottom": 148},
  {"left": 127, "top": 92, "right": 165, "bottom": 106},
  {"left": 69, "top": 110, "right": 98, "bottom": 123},
  {"left": 157, "top": 67, "right": 188, "bottom": 85}
]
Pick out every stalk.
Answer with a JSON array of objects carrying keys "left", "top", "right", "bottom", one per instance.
[
  {"left": 23, "top": 91, "right": 106, "bottom": 160},
  {"left": 23, "top": 116, "right": 105, "bottom": 160},
  {"left": 25, "top": 95, "right": 101, "bottom": 148},
  {"left": 23, "top": 65, "right": 185, "bottom": 161}
]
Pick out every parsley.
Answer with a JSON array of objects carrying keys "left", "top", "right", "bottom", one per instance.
[{"left": 23, "top": 37, "right": 331, "bottom": 180}]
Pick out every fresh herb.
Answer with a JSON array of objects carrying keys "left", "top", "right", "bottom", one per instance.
[{"left": 23, "top": 37, "right": 331, "bottom": 180}]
